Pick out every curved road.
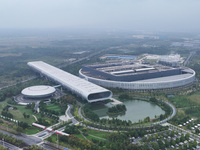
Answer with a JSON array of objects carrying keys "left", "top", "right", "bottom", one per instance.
[
  {"left": 153, "top": 99, "right": 177, "bottom": 125},
  {"left": 78, "top": 98, "right": 177, "bottom": 130}
]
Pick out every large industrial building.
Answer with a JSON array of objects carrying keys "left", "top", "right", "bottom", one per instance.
[
  {"left": 28, "top": 61, "right": 112, "bottom": 103},
  {"left": 79, "top": 61, "right": 196, "bottom": 90}
]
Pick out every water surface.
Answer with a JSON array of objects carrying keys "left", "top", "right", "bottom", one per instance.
[{"left": 93, "top": 100, "right": 165, "bottom": 123}]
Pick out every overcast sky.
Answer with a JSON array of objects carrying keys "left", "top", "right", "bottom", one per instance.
[{"left": 0, "top": 0, "right": 200, "bottom": 33}]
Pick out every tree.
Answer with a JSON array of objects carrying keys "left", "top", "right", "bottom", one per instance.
[
  {"left": 23, "top": 112, "right": 27, "bottom": 118},
  {"left": 16, "top": 126, "right": 23, "bottom": 133},
  {"left": 176, "top": 137, "right": 180, "bottom": 144},
  {"left": 170, "top": 139, "right": 176, "bottom": 146},
  {"left": 180, "top": 134, "right": 185, "bottom": 142},
  {"left": 164, "top": 139, "right": 170, "bottom": 148},
  {"left": 193, "top": 140, "right": 197, "bottom": 148},
  {"left": 151, "top": 142, "right": 159, "bottom": 150},
  {"left": 185, "top": 133, "right": 190, "bottom": 141},
  {"left": 64, "top": 125, "right": 79, "bottom": 134},
  {"left": 118, "top": 94, "right": 131, "bottom": 100},
  {"left": 26, "top": 145, "right": 45, "bottom": 150},
  {"left": 158, "top": 139, "right": 165, "bottom": 149}
]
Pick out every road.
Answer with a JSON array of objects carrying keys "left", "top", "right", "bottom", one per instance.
[
  {"left": 66, "top": 104, "right": 79, "bottom": 125},
  {"left": 183, "top": 51, "right": 196, "bottom": 66},
  {"left": 40, "top": 143, "right": 59, "bottom": 150},
  {"left": 153, "top": 100, "right": 177, "bottom": 125},
  {"left": 0, "top": 129, "right": 42, "bottom": 146},
  {"left": 0, "top": 76, "right": 37, "bottom": 90},
  {"left": 58, "top": 46, "right": 120, "bottom": 69},
  {"left": 0, "top": 139, "right": 22, "bottom": 150}
]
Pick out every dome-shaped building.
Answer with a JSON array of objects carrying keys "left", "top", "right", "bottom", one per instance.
[{"left": 21, "top": 85, "right": 56, "bottom": 99}]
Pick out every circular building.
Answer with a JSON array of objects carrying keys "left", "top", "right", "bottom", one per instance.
[
  {"left": 79, "top": 62, "right": 196, "bottom": 90},
  {"left": 21, "top": 85, "right": 56, "bottom": 99}
]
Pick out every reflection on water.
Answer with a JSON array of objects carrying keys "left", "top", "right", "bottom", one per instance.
[{"left": 93, "top": 100, "right": 165, "bottom": 123}]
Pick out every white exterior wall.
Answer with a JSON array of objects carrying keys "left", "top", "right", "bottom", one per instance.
[
  {"left": 79, "top": 69, "right": 196, "bottom": 90},
  {"left": 28, "top": 61, "right": 112, "bottom": 102}
]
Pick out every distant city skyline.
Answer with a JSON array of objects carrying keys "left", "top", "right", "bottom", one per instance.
[{"left": 1, "top": 0, "right": 200, "bottom": 33}]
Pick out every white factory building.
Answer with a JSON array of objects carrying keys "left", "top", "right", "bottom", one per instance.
[{"left": 28, "top": 61, "right": 112, "bottom": 103}]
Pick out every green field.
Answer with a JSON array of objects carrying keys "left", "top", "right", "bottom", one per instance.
[
  {"left": 46, "top": 103, "right": 61, "bottom": 112},
  {"left": 0, "top": 99, "right": 57, "bottom": 128},
  {"left": 187, "top": 91, "right": 200, "bottom": 104},
  {"left": 23, "top": 126, "right": 43, "bottom": 135},
  {"left": 74, "top": 127, "right": 109, "bottom": 142}
]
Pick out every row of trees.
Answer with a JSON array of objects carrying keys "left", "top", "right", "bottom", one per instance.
[
  {"left": 82, "top": 104, "right": 100, "bottom": 122},
  {"left": 64, "top": 124, "right": 79, "bottom": 134},
  {"left": 25, "top": 102, "right": 35, "bottom": 111},
  {"left": 36, "top": 118, "right": 50, "bottom": 126},
  {"left": 18, "top": 121, "right": 29, "bottom": 129},
  {"left": 24, "top": 145, "right": 45, "bottom": 150},
  {"left": 99, "top": 118, "right": 132, "bottom": 126},
  {"left": 150, "top": 97, "right": 172, "bottom": 121},
  {"left": 118, "top": 94, "right": 132, "bottom": 100},
  {"left": 0, "top": 132, "right": 27, "bottom": 147},
  {"left": 39, "top": 100, "right": 60, "bottom": 116},
  {"left": 1, "top": 105, "right": 14, "bottom": 119}
]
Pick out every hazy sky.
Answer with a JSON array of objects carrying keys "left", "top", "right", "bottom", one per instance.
[{"left": 0, "top": 0, "right": 200, "bottom": 32}]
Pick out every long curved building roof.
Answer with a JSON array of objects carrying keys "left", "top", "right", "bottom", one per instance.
[{"left": 28, "top": 61, "right": 112, "bottom": 102}]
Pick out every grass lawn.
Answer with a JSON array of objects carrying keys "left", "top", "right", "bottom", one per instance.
[
  {"left": 187, "top": 91, "right": 200, "bottom": 104},
  {"left": 74, "top": 132, "right": 107, "bottom": 142},
  {"left": 0, "top": 99, "right": 9, "bottom": 111},
  {"left": 10, "top": 106, "right": 36, "bottom": 124},
  {"left": 0, "top": 99, "right": 36, "bottom": 124},
  {"left": 23, "top": 126, "right": 43, "bottom": 135},
  {"left": 85, "top": 128, "right": 109, "bottom": 139},
  {"left": 0, "top": 99, "right": 58, "bottom": 132},
  {"left": 168, "top": 95, "right": 196, "bottom": 108},
  {"left": 75, "top": 133, "right": 85, "bottom": 140},
  {"left": 46, "top": 103, "right": 61, "bottom": 112},
  {"left": 77, "top": 127, "right": 109, "bottom": 140},
  {"left": 86, "top": 135, "right": 106, "bottom": 141}
]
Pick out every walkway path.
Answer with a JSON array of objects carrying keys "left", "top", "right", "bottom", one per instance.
[
  {"left": 59, "top": 104, "right": 72, "bottom": 122},
  {"left": 89, "top": 134, "right": 106, "bottom": 140},
  {"left": 153, "top": 99, "right": 177, "bottom": 125},
  {"left": 32, "top": 115, "right": 38, "bottom": 121},
  {"left": 78, "top": 129, "right": 90, "bottom": 142}
]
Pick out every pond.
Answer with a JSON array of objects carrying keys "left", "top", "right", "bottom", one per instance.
[{"left": 93, "top": 100, "right": 165, "bottom": 123}]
